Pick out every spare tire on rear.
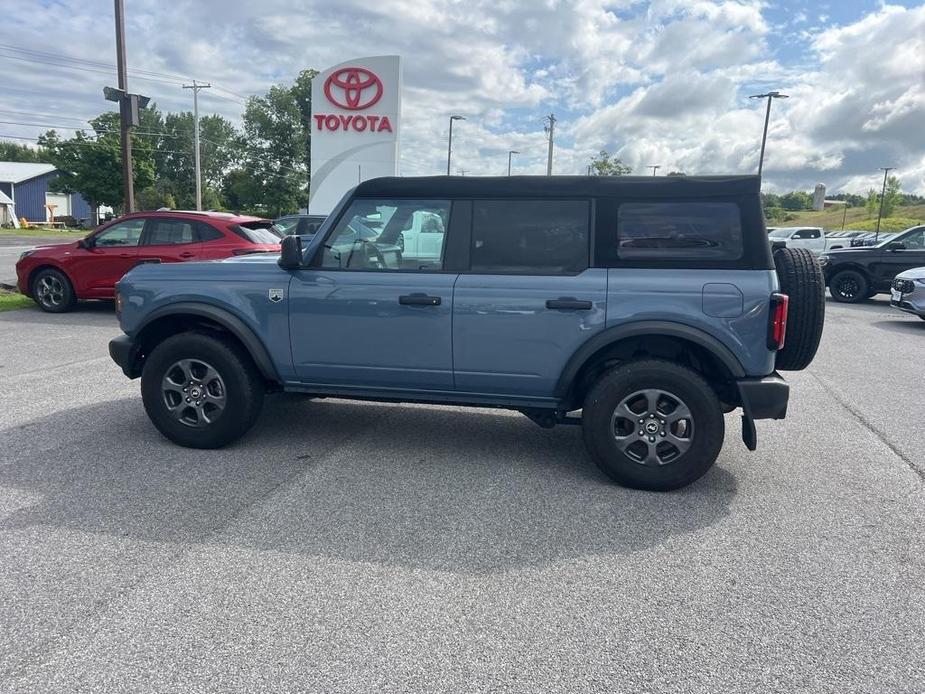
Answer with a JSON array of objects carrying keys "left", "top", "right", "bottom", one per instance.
[{"left": 773, "top": 247, "right": 825, "bottom": 371}]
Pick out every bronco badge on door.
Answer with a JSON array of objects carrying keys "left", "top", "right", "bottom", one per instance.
[{"left": 268, "top": 288, "right": 284, "bottom": 303}]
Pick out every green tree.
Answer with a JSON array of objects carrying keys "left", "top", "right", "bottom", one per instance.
[
  {"left": 290, "top": 69, "right": 319, "bottom": 174},
  {"left": 235, "top": 83, "right": 310, "bottom": 216},
  {"left": 589, "top": 150, "right": 632, "bottom": 176},
  {"left": 147, "top": 111, "right": 240, "bottom": 209},
  {"left": 0, "top": 140, "right": 46, "bottom": 162},
  {"left": 865, "top": 188, "right": 878, "bottom": 218},
  {"left": 38, "top": 112, "right": 156, "bottom": 219},
  {"left": 881, "top": 176, "right": 902, "bottom": 218},
  {"left": 779, "top": 191, "right": 812, "bottom": 211}
]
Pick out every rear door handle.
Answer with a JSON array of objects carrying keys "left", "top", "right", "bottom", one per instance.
[
  {"left": 179, "top": 251, "right": 196, "bottom": 259},
  {"left": 546, "top": 298, "right": 593, "bottom": 310},
  {"left": 399, "top": 294, "right": 441, "bottom": 306}
]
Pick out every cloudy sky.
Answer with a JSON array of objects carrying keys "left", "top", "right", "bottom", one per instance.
[{"left": 3, "top": 0, "right": 924, "bottom": 193}]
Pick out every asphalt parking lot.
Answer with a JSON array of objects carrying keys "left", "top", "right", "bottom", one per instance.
[{"left": 1, "top": 297, "right": 924, "bottom": 692}]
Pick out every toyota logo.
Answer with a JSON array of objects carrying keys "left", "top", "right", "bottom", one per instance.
[{"left": 324, "top": 67, "right": 383, "bottom": 110}]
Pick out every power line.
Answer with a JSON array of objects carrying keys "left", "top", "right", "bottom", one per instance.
[
  {"left": 0, "top": 43, "right": 250, "bottom": 101},
  {"left": 0, "top": 45, "right": 248, "bottom": 104},
  {"left": 0, "top": 133, "right": 193, "bottom": 157}
]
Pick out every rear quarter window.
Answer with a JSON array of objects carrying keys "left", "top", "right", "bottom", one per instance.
[{"left": 616, "top": 202, "right": 743, "bottom": 261}]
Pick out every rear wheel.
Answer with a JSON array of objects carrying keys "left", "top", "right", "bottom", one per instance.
[
  {"left": 141, "top": 332, "right": 265, "bottom": 448},
  {"left": 582, "top": 360, "right": 725, "bottom": 491},
  {"left": 31, "top": 268, "right": 76, "bottom": 313},
  {"left": 829, "top": 269, "right": 868, "bottom": 303}
]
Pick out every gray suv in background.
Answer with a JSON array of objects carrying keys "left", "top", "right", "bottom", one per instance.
[{"left": 110, "top": 175, "right": 825, "bottom": 491}]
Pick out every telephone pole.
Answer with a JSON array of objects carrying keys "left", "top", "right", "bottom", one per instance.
[
  {"left": 544, "top": 114, "right": 556, "bottom": 176},
  {"left": 113, "top": 0, "right": 133, "bottom": 213},
  {"left": 183, "top": 80, "right": 211, "bottom": 210}
]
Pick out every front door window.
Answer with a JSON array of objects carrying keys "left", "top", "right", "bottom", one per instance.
[{"left": 319, "top": 199, "right": 451, "bottom": 271}]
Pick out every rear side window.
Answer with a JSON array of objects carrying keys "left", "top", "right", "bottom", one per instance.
[
  {"left": 144, "top": 219, "right": 196, "bottom": 246},
  {"left": 470, "top": 200, "right": 589, "bottom": 274},
  {"left": 196, "top": 223, "right": 225, "bottom": 242},
  {"left": 231, "top": 222, "right": 282, "bottom": 244},
  {"left": 617, "top": 202, "right": 743, "bottom": 260}
]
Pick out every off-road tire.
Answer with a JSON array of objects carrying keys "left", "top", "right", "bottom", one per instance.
[
  {"left": 582, "top": 359, "right": 725, "bottom": 491},
  {"left": 141, "top": 331, "right": 265, "bottom": 448},
  {"left": 774, "top": 247, "right": 825, "bottom": 371},
  {"left": 829, "top": 268, "right": 869, "bottom": 304},
  {"left": 31, "top": 268, "right": 77, "bottom": 313}
]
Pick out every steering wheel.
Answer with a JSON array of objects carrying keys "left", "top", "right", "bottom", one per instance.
[{"left": 344, "top": 239, "right": 387, "bottom": 269}]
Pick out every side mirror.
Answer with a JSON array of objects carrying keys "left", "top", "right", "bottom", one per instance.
[
  {"left": 77, "top": 237, "right": 90, "bottom": 250},
  {"left": 278, "top": 234, "right": 303, "bottom": 270},
  {"left": 886, "top": 241, "right": 905, "bottom": 251}
]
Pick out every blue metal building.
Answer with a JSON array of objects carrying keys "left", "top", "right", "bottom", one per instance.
[{"left": 0, "top": 162, "right": 92, "bottom": 223}]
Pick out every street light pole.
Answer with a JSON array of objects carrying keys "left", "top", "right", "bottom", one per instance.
[
  {"left": 875, "top": 167, "right": 894, "bottom": 242},
  {"left": 507, "top": 150, "right": 519, "bottom": 176},
  {"left": 649, "top": 165, "right": 660, "bottom": 176},
  {"left": 182, "top": 79, "right": 211, "bottom": 211},
  {"left": 447, "top": 115, "right": 465, "bottom": 175},
  {"left": 748, "top": 91, "right": 789, "bottom": 179}
]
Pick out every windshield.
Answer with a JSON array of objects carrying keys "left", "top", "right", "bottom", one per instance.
[{"left": 768, "top": 228, "right": 792, "bottom": 239}]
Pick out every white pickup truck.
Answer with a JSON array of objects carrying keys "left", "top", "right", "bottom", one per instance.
[{"left": 766, "top": 227, "right": 850, "bottom": 255}]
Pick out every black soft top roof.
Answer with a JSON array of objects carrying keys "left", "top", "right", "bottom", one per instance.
[{"left": 353, "top": 175, "right": 761, "bottom": 199}]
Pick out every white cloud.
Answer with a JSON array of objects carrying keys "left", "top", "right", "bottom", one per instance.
[{"left": 0, "top": 0, "right": 922, "bottom": 193}]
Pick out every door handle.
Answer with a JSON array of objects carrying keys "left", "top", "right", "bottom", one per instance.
[
  {"left": 399, "top": 294, "right": 441, "bottom": 306},
  {"left": 179, "top": 251, "right": 196, "bottom": 259},
  {"left": 546, "top": 298, "right": 593, "bottom": 310}
]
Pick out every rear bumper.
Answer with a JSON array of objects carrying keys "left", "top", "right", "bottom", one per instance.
[
  {"left": 737, "top": 372, "right": 789, "bottom": 420},
  {"left": 109, "top": 334, "right": 142, "bottom": 378}
]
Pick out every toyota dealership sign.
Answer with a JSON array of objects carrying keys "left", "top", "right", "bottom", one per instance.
[{"left": 309, "top": 56, "right": 402, "bottom": 214}]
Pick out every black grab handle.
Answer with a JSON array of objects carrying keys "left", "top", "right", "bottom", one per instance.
[
  {"left": 399, "top": 294, "right": 442, "bottom": 306},
  {"left": 545, "top": 298, "right": 592, "bottom": 310}
]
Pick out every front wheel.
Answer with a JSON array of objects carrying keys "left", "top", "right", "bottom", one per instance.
[
  {"left": 582, "top": 360, "right": 725, "bottom": 491},
  {"left": 141, "top": 332, "right": 265, "bottom": 448},
  {"left": 829, "top": 269, "right": 869, "bottom": 303},
  {"left": 31, "top": 268, "right": 76, "bottom": 313}
]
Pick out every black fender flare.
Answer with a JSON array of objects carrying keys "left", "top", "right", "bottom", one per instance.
[
  {"left": 554, "top": 321, "right": 747, "bottom": 399},
  {"left": 135, "top": 302, "right": 280, "bottom": 382}
]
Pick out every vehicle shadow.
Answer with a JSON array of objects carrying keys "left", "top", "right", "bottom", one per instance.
[
  {"left": 870, "top": 319, "right": 925, "bottom": 334},
  {"left": 0, "top": 394, "right": 737, "bottom": 573}
]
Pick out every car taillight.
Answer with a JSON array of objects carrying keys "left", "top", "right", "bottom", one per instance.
[
  {"left": 768, "top": 292, "right": 789, "bottom": 351},
  {"left": 114, "top": 290, "right": 123, "bottom": 317}
]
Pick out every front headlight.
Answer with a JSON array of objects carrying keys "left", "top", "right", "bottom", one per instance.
[
  {"left": 18, "top": 249, "right": 34, "bottom": 262},
  {"left": 915, "top": 278, "right": 925, "bottom": 285}
]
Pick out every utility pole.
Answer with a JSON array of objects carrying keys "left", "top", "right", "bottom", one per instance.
[
  {"left": 182, "top": 80, "right": 211, "bottom": 211},
  {"left": 841, "top": 202, "right": 850, "bottom": 230},
  {"left": 507, "top": 150, "right": 519, "bottom": 176},
  {"left": 748, "top": 91, "right": 789, "bottom": 179},
  {"left": 113, "top": 0, "right": 133, "bottom": 213},
  {"left": 544, "top": 114, "right": 556, "bottom": 176},
  {"left": 875, "top": 167, "right": 894, "bottom": 242},
  {"left": 447, "top": 115, "right": 465, "bottom": 175},
  {"left": 649, "top": 165, "right": 661, "bottom": 176}
]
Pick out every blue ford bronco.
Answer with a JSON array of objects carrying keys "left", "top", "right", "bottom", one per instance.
[{"left": 109, "top": 176, "right": 825, "bottom": 490}]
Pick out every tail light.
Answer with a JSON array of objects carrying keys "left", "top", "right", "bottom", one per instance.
[{"left": 768, "top": 292, "right": 789, "bottom": 351}]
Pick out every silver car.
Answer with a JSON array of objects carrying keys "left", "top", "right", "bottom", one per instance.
[{"left": 890, "top": 266, "right": 925, "bottom": 320}]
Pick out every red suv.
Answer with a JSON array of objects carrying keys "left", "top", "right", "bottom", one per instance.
[{"left": 16, "top": 211, "right": 281, "bottom": 313}]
